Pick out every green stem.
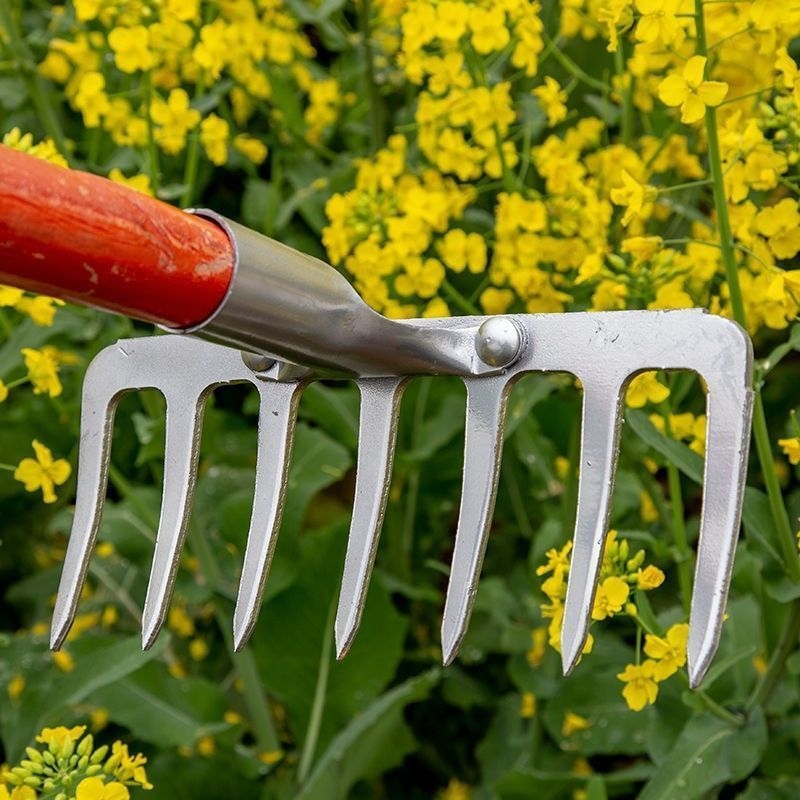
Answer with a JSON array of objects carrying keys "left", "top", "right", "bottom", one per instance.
[
  {"left": 143, "top": 73, "right": 161, "bottom": 195},
  {"left": 0, "top": 463, "right": 16, "bottom": 471},
  {"left": 544, "top": 35, "right": 609, "bottom": 93},
  {"left": 441, "top": 279, "right": 481, "bottom": 315},
  {"left": 613, "top": 44, "right": 632, "bottom": 146},
  {"left": 297, "top": 599, "right": 335, "bottom": 783},
  {"left": 359, "top": 0, "right": 383, "bottom": 153},
  {"left": 179, "top": 77, "right": 206, "bottom": 208}
]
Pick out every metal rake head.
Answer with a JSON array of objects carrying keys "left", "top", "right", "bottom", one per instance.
[{"left": 51, "top": 308, "right": 753, "bottom": 688}]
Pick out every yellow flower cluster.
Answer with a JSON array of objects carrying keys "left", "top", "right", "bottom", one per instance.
[
  {"left": 536, "top": 530, "right": 665, "bottom": 655},
  {"left": 3, "top": 726, "right": 152, "bottom": 798},
  {"left": 617, "top": 622, "right": 689, "bottom": 711},
  {"left": 324, "top": 134, "right": 475, "bottom": 318},
  {"left": 36, "top": 0, "right": 347, "bottom": 180}
]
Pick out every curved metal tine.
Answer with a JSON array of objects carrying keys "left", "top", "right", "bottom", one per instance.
[
  {"left": 441, "top": 376, "right": 511, "bottom": 665},
  {"left": 560, "top": 381, "right": 625, "bottom": 674},
  {"left": 233, "top": 379, "right": 306, "bottom": 651},
  {"left": 142, "top": 389, "right": 210, "bottom": 649},
  {"left": 51, "top": 346, "right": 131, "bottom": 649},
  {"left": 335, "top": 377, "right": 407, "bottom": 659},
  {"left": 688, "top": 379, "right": 753, "bottom": 687}
]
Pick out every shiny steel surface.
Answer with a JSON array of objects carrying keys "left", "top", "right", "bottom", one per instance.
[{"left": 52, "top": 251, "right": 752, "bottom": 689}]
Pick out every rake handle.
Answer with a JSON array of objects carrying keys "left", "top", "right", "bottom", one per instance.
[{"left": 0, "top": 145, "right": 233, "bottom": 328}]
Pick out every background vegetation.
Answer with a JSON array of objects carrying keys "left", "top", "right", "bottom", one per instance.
[{"left": 2, "top": 0, "right": 800, "bottom": 797}]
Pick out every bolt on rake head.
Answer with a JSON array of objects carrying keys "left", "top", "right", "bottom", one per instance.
[{"left": 51, "top": 308, "right": 752, "bottom": 689}]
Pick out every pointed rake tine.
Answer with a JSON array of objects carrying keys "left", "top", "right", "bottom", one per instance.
[
  {"left": 233, "top": 379, "right": 305, "bottom": 651},
  {"left": 687, "top": 337, "right": 753, "bottom": 687},
  {"left": 51, "top": 349, "right": 129, "bottom": 650},
  {"left": 335, "top": 377, "right": 407, "bottom": 658},
  {"left": 560, "top": 380, "right": 625, "bottom": 674},
  {"left": 441, "top": 376, "right": 511, "bottom": 665},
  {"left": 142, "top": 390, "right": 209, "bottom": 649}
]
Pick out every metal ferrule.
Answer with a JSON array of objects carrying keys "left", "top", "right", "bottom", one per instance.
[{"left": 170, "top": 210, "right": 486, "bottom": 377}]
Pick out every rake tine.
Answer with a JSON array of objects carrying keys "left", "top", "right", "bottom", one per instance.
[
  {"left": 687, "top": 355, "right": 753, "bottom": 687},
  {"left": 441, "top": 376, "right": 510, "bottom": 665},
  {"left": 560, "top": 380, "right": 625, "bottom": 674},
  {"left": 335, "top": 377, "right": 407, "bottom": 659},
  {"left": 141, "top": 391, "right": 208, "bottom": 649},
  {"left": 51, "top": 350, "right": 126, "bottom": 650},
  {"left": 233, "top": 379, "right": 305, "bottom": 651}
]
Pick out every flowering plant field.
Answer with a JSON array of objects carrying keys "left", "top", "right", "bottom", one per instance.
[{"left": 2, "top": 0, "right": 800, "bottom": 797}]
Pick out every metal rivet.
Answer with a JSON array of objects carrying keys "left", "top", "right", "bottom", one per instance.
[
  {"left": 241, "top": 352, "right": 276, "bottom": 373},
  {"left": 475, "top": 317, "right": 525, "bottom": 368}
]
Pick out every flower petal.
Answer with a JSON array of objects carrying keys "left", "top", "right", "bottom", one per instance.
[
  {"left": 680, "top": 94, "right": 706, "bottom": 124},
  {"left": 658, "top": 74, "right": 687, "bottom": 107},
  {"left": 14, "top": 459, "right": 43, "bottom": 492},
  {"left": 683, "top": 55, "right": 707, "bottom": 88},
  {"left": 697, "top": 80, "right": 728, "bottom": 107}
]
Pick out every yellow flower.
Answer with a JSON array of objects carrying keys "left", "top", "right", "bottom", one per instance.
[
  {"left": 257, "top": 750, "right": 284, "bottom": 765},
  {"left": 14, "top": 440, "right": 72, "bottom": 504},
  {"left": 533, "top": 77, "right": 568, "bottom": 127},
  {"left": 562, "top": 711, "right": 592, "bottom": 736},
  {"left": 0, "top": 286, "right": 24, "bottom": 306},
  {"left": 520, "top": 692, "right": 537, "bottom": 718},
  {"left": 21, "top": 347, "right": 62, "bottom": 397},
  {"left": 436, "top": 229, "right": 487, "bottom": 274},
  {"left": 439, "top": 778, "right": 471, "bottom": 800},
  {"left": 108, "top": 741, "right": 152, "bottom": 789},
  {"left": 189, "top": 637, "right": 210, "bottom": 661},
  {"left": 7, "top": 675, "right": 25, "bottom": 700},
  {"left": 36, "top": 725, "right": 86, "bottom": 745},
  {"left": 76, "top": 777, "right": 130, "bottom": 800},
  {"left": 480, "top": 287, "right": 515, "bottom": 315},
  {"left": 617, "top": 660, "right": 658, "bottom": 711},
  {"left": 634, "top": 0, "right": 683, "bottom": 45},
  {"left": 625, "top": 372, "right": 670, "bottom": 408},
  {"left": 779, "top": 436, "right": 800, "bottom": 465},
  {"left": 0, "top": 380, "right": 7, "bottom": 403},
  {"left": 108, "top": 26, "right": 156, "bottom": 73},
  {"left": 108, "top": 169, "right": 153, "bottom": 196},
  {"left": 610, "top": 169, "right": 657, "bottom": 226},
  {"left": 591, "top": 576, "right": 630, "bottom": 620},
  {"left": 0, "top": 787, "right": 37, "bottom": 800},
  {"left": 196, "top": 736, "right": 216, "bottom": 757},
  {"left": 643, "top": 623, "right": 689, "bottom": 680},
  {"left": 621, "top": 235, "right": 662, "bottom": 263},
  {"left": 658, "top": 56, "right": 728, "bottom": 124},
  {"left": 200, "top": 114, "right": 229, "bottom": 166},
  {"left": 15, "top": 296, "right": 64, "bottom": 326},
  {"left": 636, "top": 564, "right": 665, "bottom": 590},
  {"left": 755, "top": 199, "right": 800, "bottom": 260},
  {"left": 150, "top": 88, "right": 200, "bottom": 155},
  {"left": 52, "top": 650, "right": 76, "bottom": 671},
  {"left": 233, "top": 134, "right": 268, "bottom": 165},
  {"left": 73, "top": 72, "right": 111, "bottom": 128}
]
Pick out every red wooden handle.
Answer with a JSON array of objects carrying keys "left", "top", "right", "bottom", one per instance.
[{"left": 0, "top": 145, "right": 234, "bottom": 328}]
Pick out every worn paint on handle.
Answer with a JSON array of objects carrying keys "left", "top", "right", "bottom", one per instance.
[{"left": 0, "top": 145, "right": 234, "bottom": 328}]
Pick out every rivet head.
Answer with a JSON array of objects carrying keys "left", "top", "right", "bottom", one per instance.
[
  {"left": 242, "top": 352, "right": 276, "bottom": 373},
  {"left": 475, "top": 317, "right": 525, "bottom": 368}
]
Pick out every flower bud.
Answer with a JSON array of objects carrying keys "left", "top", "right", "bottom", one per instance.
[
  {"left": 25, "top": 747, "right": 44, "bottom": 764},
  {"left": 91, "top": 745, "right": 109, "bottom": 764},
  {"left": 86, "top": 764, "right": 103, "bottom": 776},
  {"left": 23, "top": 776, "right": 42, "bottom": 788},
  {"left": 43, "top": 751, "right": 56, "bottom": 766},
  {"left": 77, "top": 734, "right": 94, "bottom": 757},
  {"left": 60, "top": 736, "right": 75, "bottom": 760},
  {"left": 78, "top": 755, "right": 89, "bottom": 770},
  {"left": 20, "top": 759, "right": 44, "bottom": 774}
]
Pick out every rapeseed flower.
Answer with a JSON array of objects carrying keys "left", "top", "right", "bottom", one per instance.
[
  {"left": 658, "top": 56, "right": 728, "bottom": 124},
  {"left": 14, "top": 440, "right": 71, "bottom": 504},
  {"left": 617, "top": 661, "right": 659, "bottom": 711},
  {"left": 644, "top": 623, "right": 689, "bottom": 680}
]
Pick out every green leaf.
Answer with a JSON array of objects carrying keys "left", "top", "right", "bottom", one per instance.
[
  {"left": 295, "top": 670, "right": 440, "bottom": 800},
  {"left": 242, "top": 177, "right": 282, "bottom": 236},
  {"left": 0, "top": 635, "right": 167, "bottom": 760},
  {"left": 626, "top": 409, "right": 703, "bottom": 484},
  {"left": 92, "top": 662, "right": 228, "bottom": 747},
  {"left": 638, "top": 709, "right": 767, "bottom": 800}
]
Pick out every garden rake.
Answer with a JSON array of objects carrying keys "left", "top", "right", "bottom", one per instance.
[{"left": 0, "top": 145, "right": 754, "bottom": 688}]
